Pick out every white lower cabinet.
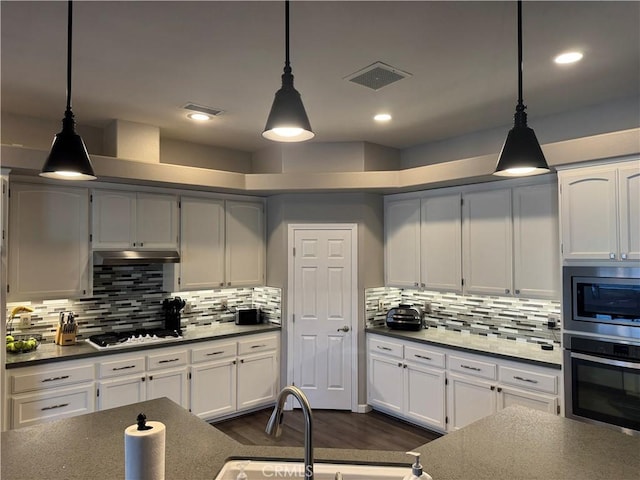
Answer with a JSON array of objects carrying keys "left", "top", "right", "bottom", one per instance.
[
  {"left": 367, "top": 334, "right": 560, "bottom": 433},
  {"left": 6, "top": 360, "right": 95, "bottom": 429},
  {"left": 98, "top": 375, "right": 146, "bottom": 410},
  {"left": 189, "top": 333, "right": 279, "bottom": 421},
  {"left": 367, "top": 336, "right": 447, "bottom": 431}
]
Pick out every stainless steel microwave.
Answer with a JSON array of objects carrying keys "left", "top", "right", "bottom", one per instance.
[{"left": 563, "top": 266, "right": 640, "bottom": 339}]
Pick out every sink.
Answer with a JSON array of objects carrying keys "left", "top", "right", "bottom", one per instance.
[{"left": 214, "top": 459, "right": 411, "bottom": 480}]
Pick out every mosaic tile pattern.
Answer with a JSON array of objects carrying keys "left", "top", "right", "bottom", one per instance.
[
  {"left": 6, "top": 265, "right": 281, "bottom": 343},
  {"left": 365, "top": 287, "right": 561, "bottom": 345}
]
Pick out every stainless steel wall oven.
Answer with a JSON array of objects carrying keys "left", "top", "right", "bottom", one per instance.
[{"left": 563, "top": 265, "right": 640, "bottom": 435}]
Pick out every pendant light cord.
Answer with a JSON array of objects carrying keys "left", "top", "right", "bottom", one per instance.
[
  {"left": 281, "top": 0, "right": 293, "bottom": 85},
  {"left": 66, "top": 0, "right": 73, "bottom": 114},
  {"left": 514, "top": 0, "right": 527, "bottom": 127}
]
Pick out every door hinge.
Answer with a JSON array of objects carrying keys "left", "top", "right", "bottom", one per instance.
[
  {"left": 90, "top": 193, "right": 93, "bottom": 203},
  {"left": 445, "top": 378, "right": 448, "bottom": 386},
  {"left": 6, "top": 284, "right": 9, "bottom": 293},
  {"left": 188, "top": 372, "right": 191, "bottom": 380},
  {"left": 292, "top": 313, "right": 295, "bottom": 322},
  {"left": 557, "top": 404, "right": 561, "bottom": 415},
  {"left": 89, "top": 233, "right": 93, "bottom": 243},
  {"left": 178, "top": 277, "right": 181, "bottom": 285},
  {"left": 2, "top": 183, "right": 5, "bottom": 194},
  {"left": 560, "top": 243, "right": 563, "bottom": 254},
  {"left": 445, "top": 416, "right": 448, "bottom": 424},
  {"left": 461, "top": 278, "right": 464, "bottom": 286},
  {"left": 178, "top": 200, "right": 181, "bottom": 209},
  {"left": 96, "top": 388, "right": 100, "bottom": 397},
  {"left": 460, "top": 197, "right": 463, "bottom": 206},
  {"left": 293, "top": 247, "right": 296, "bottom": 257}
]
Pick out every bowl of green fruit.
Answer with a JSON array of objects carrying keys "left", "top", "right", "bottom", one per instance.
[{"left": 6, "top": 333, "right": 41, "bottom": 354}]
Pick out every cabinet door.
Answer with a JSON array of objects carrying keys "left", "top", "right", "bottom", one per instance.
[
  {"left": 618, "top": 164, "right": 640, "bottom": 261},
  {"left": 559, "top": 168, "right": 618, "bottom": 260},
  {"left": 11, "top": 384, "right": 95, "bottom": 429},
  {"left": 91, "top": 190, "right": 135, "bottom": 249},
  {"left": 236, "top": 351, "right": 278, "bottom": 411},
  {"left": 179, "top": 197, "right": 225, "bottom": 290},
  {"left": 136, "top": 193, "right": 179, "bottom": 249},
  {"left": 420, "top": 194, "right": 462, "bottom": 293},
  {"left": 367, "top": 354, "right": 404, "bottom": 415},
  {"left": 447, "top": 372, "right": 496, "bottom": 431},
  {"left": 512, "top": 183, "right": 560, "bottom": 299},
  {"left": 498, "top": 385, "right": 558, "bottom": 415},
  {"left": 225, "top": 200, "right": 264, "bottom": 287},
  {"left": 405, "top": 363, "right": 446, "bottom": 431},
  {"left": 146, "top": 367, "right": 188, "bottom": 408},
  {"left": 190, "top": 359, "right": 237, "bottom": 419},
  {"left": 385, "top": 198, "right": 421, "bottom": 288},
  {"left": 97, "top": 376, "right": 145, "bottom": 410},
  {"left": 8, "top": 183, "right": 89, "bottom": 300},
  {"left": 462, "top": 189, "right": 512, "bottom": 296}
]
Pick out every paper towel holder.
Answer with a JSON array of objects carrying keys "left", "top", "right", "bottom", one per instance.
[{"left": 137, "top": 413, "right": 153, "bottom": 431}]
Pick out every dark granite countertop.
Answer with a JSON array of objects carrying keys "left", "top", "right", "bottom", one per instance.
[
  {"left": 367, "top": 326, "right": 562, "bottom": 368},
  {"left": 5, "top": 323, "right": 281, "bottom": 369},
  {"left": 2, "top": 399, "right": 638, "bottom": 480}
]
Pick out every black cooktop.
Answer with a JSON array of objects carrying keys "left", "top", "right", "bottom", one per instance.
[{"left": 88, "top": 328, "right": 181, "bottom": 347}]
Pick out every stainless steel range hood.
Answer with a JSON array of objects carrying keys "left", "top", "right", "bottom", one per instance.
[{"left": 93, "top": 250, "right": 180, "bottom": 265}]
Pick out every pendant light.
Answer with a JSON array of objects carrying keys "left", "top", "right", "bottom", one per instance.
[
  {"left": 40, "top": 0, "right": 96, "bottom": 180},
  {"left": 494, "top": 0, "right": 549, "bottom": 177},
  {"left": 262, "top": 0, "right": 314, "bottom": 142}
]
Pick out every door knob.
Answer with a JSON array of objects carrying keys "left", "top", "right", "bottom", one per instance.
[{"left": 337, "top": 326, "right": 350, "bottom": 332}]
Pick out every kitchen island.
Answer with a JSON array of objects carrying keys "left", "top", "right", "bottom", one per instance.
[{"left": 2, "top": 397, "right": 638, "bottom": 479}]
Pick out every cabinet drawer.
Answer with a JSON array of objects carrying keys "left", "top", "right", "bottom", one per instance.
[
  {"left": 449, "top": 355, "right": 497, "bottom": 380},
  {"left": 369, "top": 337, "right": 403, "bottom": 359},
  {"left": 404, "top": 345, "right": 445, "bottom": 368},
  {"left": 499, "top": 366, "right": 557, "bottom": 394},
  {"left": 191, "top": 342, "right": 237, "bottom": 363},
  {"left": 147, "top": 350, "right": 188, "bottom": 371},
  {"left": 11, "top": 384, "right": 95, "bottom": 429},
  {"left": 11, "top": 364, "right": 95, "bottom": 394},
  {"left": 99, "top": 356, "right": 145, "bottom": 378},
  {"left": 238, "top": 335, "right": 278, "bottom": 355}
]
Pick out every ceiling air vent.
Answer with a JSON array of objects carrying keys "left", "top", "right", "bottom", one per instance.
[
  {"left": 345, "top": 62, "right": 412, "bottom": 91},
  {"left": 182, "top": 103, "right": 225, "bottom": 117}
]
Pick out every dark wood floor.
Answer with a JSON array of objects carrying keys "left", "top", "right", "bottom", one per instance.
[{"left": 212, "top": 408, "right": 441, "bottom": 451}]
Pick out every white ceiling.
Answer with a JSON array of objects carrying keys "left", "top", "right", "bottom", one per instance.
[{"left": 2, "top": 1, "right": 639, "bottom": 154}]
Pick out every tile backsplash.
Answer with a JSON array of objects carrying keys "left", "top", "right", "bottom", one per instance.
[
  {"left": 366, "top": 287, "right": 561, "bottom": 345},
  {"left": 6, "top": 264, "right": 281, "bottom": 343}
]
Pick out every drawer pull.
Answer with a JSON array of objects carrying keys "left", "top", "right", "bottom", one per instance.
[
  {"left": 158, "top": 358, "right": 180, "bottom": 364},
  {"left": 376, "top": 346, "right": 392, "bottom": 351},
  {"left": 42, "top": 375, "right": 70, "bottom": 383},
  {"left": 41, "top": 403, "right": 69, "bottom": 411},
  {"left": 112, "top": 365, "right": 136, "bottom": 371},
  {"left": 414, "top": 354, "right": 432, "bottom": 360},
  {"left": 250, "top": 344, "right": 267, "bottom": 349},
  {"left": 513, "top": 375, "right": 539, "bottom": 384},
  {"left": 460, "top": 364, "right": 482, "bottom": 372},
  {"left": 206, "top": 351, "right": 225, "bottom": 356}
]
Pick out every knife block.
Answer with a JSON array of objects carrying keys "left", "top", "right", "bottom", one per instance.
[{"left": 55, "top": 324, "right": 77, "bottom": 346}]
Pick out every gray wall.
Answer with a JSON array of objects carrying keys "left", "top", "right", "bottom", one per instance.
[{"left": 266, "top": 192, "right": 384, "bottom": 406}]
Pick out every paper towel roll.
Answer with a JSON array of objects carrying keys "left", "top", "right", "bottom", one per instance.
[{"left": 125, "top": 420, "right": 166, "bottom": 480}]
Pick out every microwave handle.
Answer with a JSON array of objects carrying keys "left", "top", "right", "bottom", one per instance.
[{"left": 571, "top": 352, "right": 640, "bottom": 370}]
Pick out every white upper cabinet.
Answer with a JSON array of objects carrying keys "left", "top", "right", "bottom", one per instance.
[
  {"left": 225, "top": 200, "right": 265, "bottom": 287},
  {"left": 384, "top": 198, "right": 421, "bottom": 288},
  {"left": 512, "top": 183, "right": 560, "bottom": 299},
  {"left": 462, "top": 189, "right": 513, "bottom": 296},
  {"left": 421, "top": 193, "right": 462, "bottom": 293},
  {"left": 559, "top": 160, "right": 640, "bottom": 261},
  {"left": 8, "top": 183, "right": 90, "bottom": 301},
  {"left": 91, "top": 189, "right": 178, "bottom": 250},
  {"left": 178, "top": 196, "right": 225, "bottom": 290}
]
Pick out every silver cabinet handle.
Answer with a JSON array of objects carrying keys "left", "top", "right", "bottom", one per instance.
[
  {"left": 42, "top": 375, "right": 70, "bottom": 383},
  {"left": 513, "top": 375, "right": 539, "bottom": 384},
  {"left": 206, "top": 351, "right": 224, "bottom": 356},
  {"left": 158, "top": 358, "right": 180, "bottom": 364},
  {"left": 112, "top": 365, "right": 136, "bottom": 371},
  {"left": 460, "top": 364, "right": 481, "bottom": 372},
  {"left": 337, "top": 326, "right": 350, "bottom": 332},
  {"left": 376, "top": 346, "right": 392, "bottom": 351},
  {"left": 414, "top": 354, "right": 432, "bottom": 360},
  {"left": 41, "top": 403, "right": 69, "bottom": 411}
]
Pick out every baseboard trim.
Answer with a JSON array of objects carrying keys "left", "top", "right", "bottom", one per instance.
[{"left": 355, "top": 403, "right": 372, "bottom": 413}]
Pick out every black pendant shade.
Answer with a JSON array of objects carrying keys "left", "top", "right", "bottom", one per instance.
[
  {"left": 494, "top": 0, "right": 549, "bottom": 177},
  {"left": 262, "top": 0, "right": 314, "bottom": 142},
  {"left": 40, "top": 0, "right": 96, "bottom": 181}
]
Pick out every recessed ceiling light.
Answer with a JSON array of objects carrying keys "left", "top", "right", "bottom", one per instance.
[
  {"left": 374, "top": 113, "right": 392, "bottom": 122},
  {"left": 187, "top": 112, "right": 212, "bottom": 121},
  {"left": 554, "top": 51, "right": 583, "bottom": 64}
]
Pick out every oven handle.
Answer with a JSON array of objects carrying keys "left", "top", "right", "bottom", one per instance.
[{"left": 571, "top": 352, "right": 640, "bottom": 370}]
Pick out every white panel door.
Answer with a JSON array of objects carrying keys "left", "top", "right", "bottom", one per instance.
[
  {"left": 293, "top": 228, "right": 354, "bottom": 409},
  {"left": 180, "top": 197, "right": 225, "bottom": 290},
  {"left": 421, "top": 193, "right": 462, "bottom": 292},
  {"left": 618, "top": 164, "right": 640, "bottom": 261}
]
